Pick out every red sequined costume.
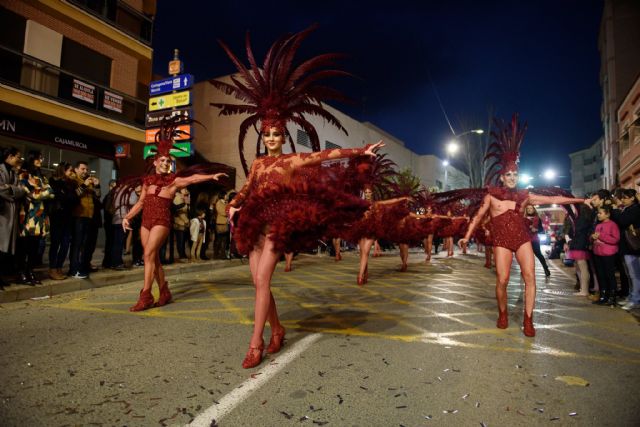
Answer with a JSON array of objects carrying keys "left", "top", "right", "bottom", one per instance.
[
  {"left": 487, "top": 187, "right": 531, "bottom": 252},
  {"left": 141, "top": 173, "right": 176, "bottom": 229},
  {"left": 228, "top": 149, "right": 371, "bottom": 255},
  {"left": 342, "top": 200, "right": 410, "bottom": 243}
]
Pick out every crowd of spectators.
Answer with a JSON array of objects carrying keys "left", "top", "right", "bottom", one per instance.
[{"left": 0, "top": 146, "right": 235, "bottom": 289}]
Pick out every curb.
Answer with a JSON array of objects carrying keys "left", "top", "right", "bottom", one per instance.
[{"left": 0, "top": 258, "right": 246, "bottom": 304}]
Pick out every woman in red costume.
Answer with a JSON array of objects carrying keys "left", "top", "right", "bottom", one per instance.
[
  {"left": 212, "top": 25, "right": 384, "bottom": 368},
  {"left": 524, "top": 205, "right": 551, "bottom": 277},
  {"left": 474, "top": 216, "right": 494, "bottom": 268},
  {"left": 459, "top": 114, "right": 586, "bottom": 337},
  {"left": 123, "top": 119, "right": 227, "bottom": 311}
]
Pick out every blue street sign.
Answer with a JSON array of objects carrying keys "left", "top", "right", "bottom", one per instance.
[{"left": 149, "top": 74, "right": 194, "bottom": 96}]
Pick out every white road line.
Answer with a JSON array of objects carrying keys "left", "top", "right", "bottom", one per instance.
[{"left": 187, "top": 333, "right": 322, "bottom": 427}]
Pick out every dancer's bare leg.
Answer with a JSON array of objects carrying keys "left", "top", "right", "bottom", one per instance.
[
  {"left": 248, "top": 234, "right": 282, "bottom": 348},
  {"left": 141, "top": 226, "right": 170, "bottom": 292},
  {"left": 373, "top": 240, "right": 381, "bottom": 257},
  {"left": 493, "top": 246, "right": 513, "bottom": 313},
  {"left": 514, "top": 242, "right": 536, "bottom": 317},
  {"left": 284, "top": 252, "right": 293, "bottom": 271},
  {"left": 446, "top": 237, "right": 454, "bottom": 256},
  {"left": 358, "top": 238, "right": 374, "bottom": 280},
  {"left": 424, "top": 234, "right": 433, "bottom": 261},
  {"left": 399, "top": 243, "right": 409, "bottom": 270},
  {"left": 333, "top": 238, "right": 341, "bottom": 260}
]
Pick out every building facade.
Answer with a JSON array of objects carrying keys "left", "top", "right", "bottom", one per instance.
[
  {"left": 569, "top": 137, "right": 604, "bottom": 197},
  {"left": 0, "top": 0, "right": 154, "bottom": 183},
  {"left": 192, "top": 77, "right": 469, "bottom": 192},
  {"left": 617, "top": 75, "right": 640, "bottom": 189},
  {"left": 598, "top": 0, "right": 640, "bottom": 188}
]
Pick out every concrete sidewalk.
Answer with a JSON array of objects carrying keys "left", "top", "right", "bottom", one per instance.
[{"left": 0, "top": 258, "right": 246, "bottom": 303}]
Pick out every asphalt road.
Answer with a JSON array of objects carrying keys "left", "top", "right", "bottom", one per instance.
[{"left": 1, "top": 250, "right": 639, "bottom": 426}]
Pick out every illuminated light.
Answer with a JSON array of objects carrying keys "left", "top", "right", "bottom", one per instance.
[
  {"left": 520, "top": 173, "right": 532, "bottom": 184},
  {"left": 53, "top": 163, "right": 59, "bottom": 166},
  {"left": 538, "top": 234, "right": 548, "bottom": 243},
  {"left": 446, "top": 141, "right": 459, "bottom": 155},
  {"left": 442, "top": 160, "right": 450, "bottom": 167},
  {"left": 543, "top": 169, "right": 556, "bottom": 180}
]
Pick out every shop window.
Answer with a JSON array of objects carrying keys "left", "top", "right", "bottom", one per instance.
[{"left": 325, "top": 140, "right": 341, "bottom": 150}]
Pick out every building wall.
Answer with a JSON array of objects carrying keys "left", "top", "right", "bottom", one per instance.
[
  {"left": 617, "top": 75, "right": 640, "bottom": 189},
  {"left": 599, "top": 0, "right": 640, "bottom": 188},
  {"left": 193, "top": 77, "right": 469, "bottom": 191},
  {"left": 570, "top": 137, "right": 604, "bottom": 197}
]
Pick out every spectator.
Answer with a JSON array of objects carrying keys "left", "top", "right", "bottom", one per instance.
[
  {"left": 48, "top": 162, "right": 77, "bottom": 280},
  {"left": 591, "top": 204, "right": 620, "bottom": 306},
  {"left": 194, "top": 192, "right": 213, "bottom": 260},
  {"left": 0, "top": 147, "right": 27, "bottom": 289},
  {"left": 68, "top": 161, "right": 100, "bottom": 279},
  {"left": 214, "top": 190, "right": 229, "bottom": 259},
  {"left": 612, "top": 188, "right": 631, "bottom": 299},
  {"left": 101, "top": 179, "right": 117, "bottom": 268},
  {"left": 16, "top": 150, "right": 54, "bottom": 285},
  {"left": 189, "top": 209, "right": 206, "bottom": 261},
  {"left": 524, "top": 205, "right": 550, "bottom": 277},
  {"left": 567, "top": 204, "right": 593, "bottom": 296},
  {"left": 611, "top": 188, "right": 640, "bottom": 311},
  {"left": 130, "top": 185, "right": 144, "bottom": 267},
  {"left": 111, "top": 183, "right": 138, "bottom": 270},
  {"left": 172, "top": 187, "right": 190, "bottom": 261}
]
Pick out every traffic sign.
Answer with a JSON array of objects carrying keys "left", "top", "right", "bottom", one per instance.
[
  {"left": 145, "top": 108, "right": 193, "bottom": 128},
  {"left": 149, "top": 74, "right": 194, "bottom": 96},
  {"left": 143, "top": 142, "right": 192, "bottom": 159},
  {"left": 148, "top": 91, "right": 190, "bottom": 111},
  {"left": 145, "top": 124, "right": 192, "bottom": 143}
]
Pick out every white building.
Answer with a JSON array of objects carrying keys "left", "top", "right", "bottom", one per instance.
[
  {"left": 569, "top": 137, "right": 604, "bottom": 197},
  {"left": 192, "top": 76, "right": 469, "bottom": 191}
]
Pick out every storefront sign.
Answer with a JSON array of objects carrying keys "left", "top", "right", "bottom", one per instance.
[
  {"left": 72, "top": 79, "right": 95, "bottom": 104},
  {"left": 0, "top": 114, "right": 114, "bottom": 159},
  {"left": 145, "top": 124, "right": 192, "bottom": 143},
  {"left": 150, "top": 74, "right": 194, "bottom": 96},
  {"left": 115, "top": 142, "right": 130, "bottom": 158},
  {"left": 103, "top": 90, "right": 123, "bottom": 113},
  {"left": 145, "top": 108, "right": 193, "bottom": 128},
  {"left": 143, "top": 142, "right": 192, "bottom": 159},
  {"left": 148, "top": 91, "right": 190, "bottom": 111}
]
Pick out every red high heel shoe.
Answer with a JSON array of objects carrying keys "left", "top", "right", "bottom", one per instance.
[
  {"left": 155, "top": 281, "right": 173, "bottom": 307},
  {"left": 284, "top": 266, "right": 292, "bottom": 272},
  {"left": 496, "top": 309, "right": 508, "bottom": 329},
  {"left": 130, "top": 289, "right": 154, "bottom": 312},
  {"left": 357, "top": 274, "right": 365, "bottom": 286},
  {"left": 335, "top": 253, "right": 342, "bottom": 262},
  {"left": 399, "top": 263, "right": 407, "bottom": 272},
  {"left": 523, "top": 311, "right": 535, "bottom": 337},
  {"left": 242, "top": 341, "right": 264, "bottom": 369},
  {"left": 266, "top": 328, "right": 286, "bottom": 354}
]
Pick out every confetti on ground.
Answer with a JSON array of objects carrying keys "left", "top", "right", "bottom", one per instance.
[{"left": 555, "top": 376, "right": 590, "bottom": 387}]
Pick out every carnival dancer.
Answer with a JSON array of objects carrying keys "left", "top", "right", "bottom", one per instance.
[
  {"left": 212, "top": 25, "right": 383, "bottom": 368},
  {"left": 123, "top": 118, "right": 228, "bottom": 312},
  {"left": 459, "top": 114, "right": 586, "bottom": 337}
]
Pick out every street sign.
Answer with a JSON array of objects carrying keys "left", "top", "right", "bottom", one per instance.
[
  {"left": 148, "top": 91, "right": 190, "bottom": 111},
  {"left": 145, "top": 124, "right": 192, "bottom": 143},
  {"left": 143, "top": 142, "right": 192, "bottom": 159},
  {"left": 149, "top": 74, "right": 194, "bottom": 96},
  {"left": 145, "top": 108, "right": 193, "bottom": 128},
  {"left": 168, "top": 59, "right": 183, "bottom": 75}
]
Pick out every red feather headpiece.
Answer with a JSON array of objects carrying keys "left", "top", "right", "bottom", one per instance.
[
  {"left": 149, "top": 116, "right": 193, "bottom": 159},
  {"left": 210, "top": 24, "right": 352, "bottom": 176},
  {"left": 484, "top": 113, "right": 527, "bottom": 185}
]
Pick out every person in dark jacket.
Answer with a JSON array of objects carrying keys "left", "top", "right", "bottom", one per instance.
[
  {"left": 48, "top": 162, "right": 78, "bottom": 280},
  {"left": 612, "top": 188, "right": 640, "bottom": 310},
  {"left": 567, "top": 204, "right": 594, "bottom": 296}
]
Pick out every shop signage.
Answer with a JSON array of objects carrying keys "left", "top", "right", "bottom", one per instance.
[
  {"left": 143, "top": 142, "right": 192, "bottom": 159},
  {"left": 103, "top": 90, "right": 123, "bottom": 113},
  {"left": 145, "top": 124, "right": 192, "bottom": 143},
  {"left": 0, "top": 114, "right": 114, "bottom": 159},
  {"left": 149, "top": 74, "right": 194, "bottom": 96},
  {"left": 148, "top": 91, "right": 190, "bottom": 111},
  {"left": 168, "top": 59, "right": 183, "bottom": 75},
  {"left": 72, "top": 79, "right": 95, "bottom": 104},
  {"left": 115, "top": 142, "right": 130, "bottom": 158},
  {"left": 145, "top": 108, "right": 193, "bottom": 128}
]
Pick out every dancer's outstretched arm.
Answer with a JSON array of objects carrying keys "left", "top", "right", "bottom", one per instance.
[
  {"left": 294, "top": 141, "right": 385, "bottom": 168},
  {"left": 458, "top": 193, "right": 491, "bottom": 247},
  {"left": 529, "top": 193, "right": 586, "bottom": 206}
]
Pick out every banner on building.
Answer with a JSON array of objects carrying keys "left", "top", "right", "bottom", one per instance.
[
  {"left": 72, "top": 79, "right": 95, "bottom": 104},
  {"left": 103, "top": 91, "right": 123, "bottom": 113}
]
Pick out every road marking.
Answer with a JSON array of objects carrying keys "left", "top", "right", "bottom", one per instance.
[{"left": 187, "top": 333, "right": 322, "bottom": 427}]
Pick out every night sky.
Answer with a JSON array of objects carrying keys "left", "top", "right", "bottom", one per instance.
[{"left": 152, "top": 0, "right": 604, "bottom": 189}]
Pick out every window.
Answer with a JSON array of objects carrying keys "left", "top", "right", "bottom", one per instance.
[
  {"left": 325, "top": 140, "right": 341, "bottom": 150},
  {"left": 297, "top": 129, "right": 311, "bottom": 148},
  {"left": 61, "top": 38, "right": 111, "bottom": 87},
  {"left": 0, "top": 6, "right": 26, "bottom": 84}
]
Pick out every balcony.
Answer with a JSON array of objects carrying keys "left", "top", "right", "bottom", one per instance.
[
  {"left": 0, "top": 44, "right": 146, "bottom": 128},
  {"left": 67, "top": 0, "right": 153, "bottom": 46}
]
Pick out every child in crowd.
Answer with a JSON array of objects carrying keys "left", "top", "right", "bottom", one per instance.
[
  {"left": 189, "top": 209, "right": 206, "bottom": 261},
  {"left": 591, "top": 205, "right": 620, "bottom": 306}
]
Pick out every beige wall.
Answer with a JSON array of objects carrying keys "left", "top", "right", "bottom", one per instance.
[{"left": 617, "top": 75, "right": 640, "bottom": 189}]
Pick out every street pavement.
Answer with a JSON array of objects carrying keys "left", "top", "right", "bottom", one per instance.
[{"left": 0, "top": 250, "right": 639, "bottom": 426}]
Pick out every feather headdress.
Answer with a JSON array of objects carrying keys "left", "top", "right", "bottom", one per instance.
[
  {"left": 148, "top": 116, "right": 194, "bottom": 159},
  {"left": 484, "top": 113, "right": 528, "bottom": 186},
  {"left": 210, "top": 24, "right": 352, "bottom": 176}
]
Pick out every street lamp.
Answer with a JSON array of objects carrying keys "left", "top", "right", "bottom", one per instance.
[
  {"left": 543, "top": 169, "right": 556, "bottom": 181},
  {"left": 519, "top": 173, "right": 533, "bottom": 185}
]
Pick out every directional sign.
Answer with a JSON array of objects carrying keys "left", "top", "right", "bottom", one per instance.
[
  {"left": 149, "top": 74, "right": 194, "bottom": 96},
  {"left": 145, "top": 125, "right": 192, "bottom": 143},
  {"left": 145, "top": 108, "right": 193, "bottom": 128},
  {"left": 143, "top": 142, "right": 192, "bottom": 159},
  {"left": 148, "top": 91, "right": 190, "bottom": 111}
]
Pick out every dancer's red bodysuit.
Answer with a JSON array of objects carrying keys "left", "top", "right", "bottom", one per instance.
[
  {"left": 488, "top": 187, "right": 530, "bottom": 252},
  {"left": 141, "top": 173, "right": 175, "bottom": 229}
]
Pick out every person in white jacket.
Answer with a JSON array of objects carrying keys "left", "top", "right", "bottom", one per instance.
[{"left": 189, "top": 209, "right": 206, "bottom": 261}]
